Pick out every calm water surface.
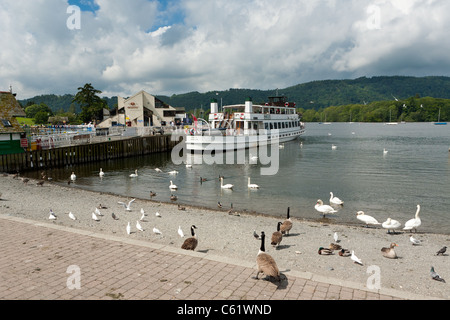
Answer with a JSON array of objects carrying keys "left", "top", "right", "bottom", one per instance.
[{"left": 30, "top": 123, "right": 450, "bottom": 234}]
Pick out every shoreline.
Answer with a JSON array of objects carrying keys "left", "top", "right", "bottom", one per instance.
[{"left": 1, "top": 174, "right": 449, "bottom": 299}]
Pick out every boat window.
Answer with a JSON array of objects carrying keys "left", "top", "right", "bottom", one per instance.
[
  {"left": 270, "top": 123, "right": 273, "bottom": 130},
  {"left": 265, "top": 123, "right": 269, "bottom": 130}
]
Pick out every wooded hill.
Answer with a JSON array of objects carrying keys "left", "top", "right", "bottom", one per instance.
[{"left": 17, "top": 76, "right": 450, "bottom": 122}]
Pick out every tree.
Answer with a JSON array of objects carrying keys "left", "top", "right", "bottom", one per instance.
[
  {"left": 34, "top": 111, "right": 50, "bottom": 124},
  {"left": 25, "top": 103, "right": 53, "bottom": 119},
  {"left": 72, "top": 83, "right": 107, "bottom": 123}
]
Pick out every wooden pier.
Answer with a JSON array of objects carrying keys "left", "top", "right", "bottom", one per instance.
[{"left": 0, "top": 134, "right": 180, "bottom": 173}]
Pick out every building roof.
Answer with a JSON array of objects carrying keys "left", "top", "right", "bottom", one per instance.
[{"left": 0, "top": 91, "right": 26, "bottom": 134}]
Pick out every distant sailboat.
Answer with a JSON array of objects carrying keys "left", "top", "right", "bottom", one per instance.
[
  {"left": 386, "top": 109, "right": 398, "bottom": 125},
  {"left": 434, "top": 108, "right": 447, "bottom": 125}
]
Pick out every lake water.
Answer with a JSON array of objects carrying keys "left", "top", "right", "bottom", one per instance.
[{"left": 29, "top": 122, "right": 450, "bottom": 235}]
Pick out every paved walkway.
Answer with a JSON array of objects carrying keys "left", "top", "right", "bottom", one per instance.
[{"left": 0, "top": 215, "right": 433, "bottom": 301}]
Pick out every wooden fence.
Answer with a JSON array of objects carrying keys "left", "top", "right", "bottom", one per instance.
[{"left": 0, "top": 134, "right": 181, "bottom": 173}]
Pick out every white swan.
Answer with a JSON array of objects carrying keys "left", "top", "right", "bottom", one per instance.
[
  {"left": 382, "top": 218, "right": 401, "bottom": 234},
  {"left": 329, "top": 192, "right": 344, "bottom": 205},
  {"left": 168, "top": 170, "right": 179, "bottom": 175},
  {"left": 314, "top": 199, "right": 337, "bottom": 217},
  {"left": 220, "top": 177, "right": 233, "bottom": 189},
  {"left": 383, "top": 148, "right": 388, "bottom": 155},
  {"left": 99, "top": 168, "right": 105, "bottom": 177},
  {"left": 248, "top": 177, "right": 259, "bottom": 189},
  {"left": 129, "top": 169, "right": 138, "bottom": 178},
  {"left": 356, "top": 211, "right": 381, "bottom": 227},
  {"left": 70, "top": 172, "right": 76, "bottom": 181},
  {"left": 331, "top": 144, "right": 337, "bottom": 150},
  {"left": 403, "top": 204, "right": 421, "bottom": 233},
  {"left": 169, "top": 180, "right": 178, "bottom": 190}
]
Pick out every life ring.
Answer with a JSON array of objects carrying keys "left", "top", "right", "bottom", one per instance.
[
  {"left": 240, "top": 114, "right": 245, "bottom": 120},
  {"left": 214, "top": 114, "right": 218, "bottom": 120},
  {"left": 285, "top": 102, "right": 289, "bottom": 107},
  {"left": 189, "top": 128, "right": 196, "bottom": 135}
]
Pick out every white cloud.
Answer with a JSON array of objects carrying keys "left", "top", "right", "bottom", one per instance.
[{"left": 1, "top": 0, "right": 450, "bottom": 99}]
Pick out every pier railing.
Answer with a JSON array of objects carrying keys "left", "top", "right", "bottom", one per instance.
[{"left": 0, "top": 134, "right": 181, "bottom": 173}]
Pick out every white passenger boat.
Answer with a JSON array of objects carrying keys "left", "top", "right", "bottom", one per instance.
[{"left": 185, "top": 96, "right": 306, "bottom": 153}]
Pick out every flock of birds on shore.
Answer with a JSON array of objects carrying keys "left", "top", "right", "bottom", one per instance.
[{"left": 7, "top": 164, "right": 448, "bottom": 286}]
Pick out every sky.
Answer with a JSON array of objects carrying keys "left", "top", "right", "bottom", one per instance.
[{"left": 2, "top": 0, "right": 450, "bottom": 99}]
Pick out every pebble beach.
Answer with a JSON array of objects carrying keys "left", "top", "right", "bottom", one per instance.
[{"left": 0, "top": 173, "right": 449, "bottom": 299}]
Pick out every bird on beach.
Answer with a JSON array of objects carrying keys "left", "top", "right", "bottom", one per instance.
[
  {"left": 118, "top": 198, "right": 135, "bottom": 211},
  {"left": 431, "top": 267, "right": 445, "bottom": 283},
  {"left": 351, "top": 250, "right": 363, "bottom": 265},
  {"left": 338, "top": 248, "right": 351, "bottom": 257},
  {"left": 178, "top": 226, "right": 184, "bottom": 238},
  {"left": 436, "top": 246, "right": 447, "bottom": 256},
  {"left": 255, "top": 231, "right": 281, "bottom": 282},
  {"left": 318, "top": 247, "right": 334, "bottom": 255},
  {"left": 403, "top": 204, "right": 421, "bottom": 233},
  {"left": 95, "top": 207, "right": 103, "bottom": 216},
  {"left": 356, "top": 211, "right": 381, "bottom": 228},
  {"left": 181, "top": 225, "right": 198, "bottom": 250},
  {"left": 333, "top": 232, "right": 340, "bottom": 243},
  {"left": 68, "top": 212, "right": 76, "bottom": 221},
  {"left": 381, "top": 243, "right": 398, "bottom": 259},
  {"left": 153, "top": 227, "right": 162, "bottom": 235},
  {"left": 382, "top": 218, "right": 402, "bottom": 234},
  {"left": 92, "top": 212, "right": 100, "bottom": 221},
  {"left": 329, "top": 192, "right": 344, "bottom": 205},
  {"left": 111, "top": 212, "right": 119, "bottom": 220},
  {"left": 280, "top": 207, "right": 293, "bottom": 235},
  {"left": 271, "top": 222, "right": 283, "bottom": 248},
  {"left": 170, "top": 194, "right": 178, "bottom": 201},
  {"left": 253, "top": 230, "right": 261, "bottom": 240},
  {"left": 136, "top": 221, "right": 144, "bottom": 232},
  {"left": 126, "top": 222, "right": 131, "bottom": 235},
  {"left": 409, "top": 235, "right": 421, "bottom": 245},
  {"left": 178, "top": 204, "right": 186, "bottom": 211},
  {"left": 329, "top": 243, "right": 342, "bottom": 251},
  {"left": 315, "top": 199, "right": 337, "bottom": 217},
  {"left": 155, "top": 211, "right": 161, "bottom": 218},
  {"left": 48, "top": 209, "right": 57, "bottom": 220}
]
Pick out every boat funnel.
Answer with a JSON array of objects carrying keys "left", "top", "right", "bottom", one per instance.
[
  {"left": 210, "top": 98, "right": 219, "bottom": 114},
  {"left": 245, "top": 97, "right": 252, "bottom": 113}
]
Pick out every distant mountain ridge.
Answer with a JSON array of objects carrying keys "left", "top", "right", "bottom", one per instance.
[{"left": 18, "top": 76, "right": 450, "bottom": 113}]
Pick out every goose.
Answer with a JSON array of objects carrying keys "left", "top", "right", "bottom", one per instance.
[
  {"left": 68, "top": 212, "right": 76, "bottom": 221},
  {"left": 169, "top": 181, "right": 178, "bottom": 190},
  {"left": 410, "top": 235, "right": 421, "bottom": 246},
  {"left": 92, "top": 212, "right": 100, "bottom": 221},
  {"left": 351, "top": 250, "right": 363, "bottom": 265},
  {"left": 99, "top": 168, "right": 105, "bottom": 177},
  {"left": 136, "top": 221, "right": 144, "bottom": 232},
  {"left": 178, "top": 226, "right": 184, "bottom": 238},
  {"left": 70, "top": 172, "right": 76, "bottom": 181},
  {"left": 329, "top": 192, "right": 344, "bottom": 205},
  {"left": 129, "top": 170, "right": 138, "bottom": 178},
  {"left": 270, "top": 222, "right": 283, "bottom": 247},
  {"left": 382, "top": 218, "right": 401, "bottom": 234},
  {"left": 126, "top": 222, "right": 131, "bottom": 235},
  {"left": 318, "top": 247, "right": 334, "bottom": 255},
  {"left": 48, "top": 209, "right": 57, "bottom": 220},
  {"left": 356, "top": 211, "right": 381, "bottom": 227},
  {"left": 118, "top": 198, "right": 135, "bottom": 211},
  {"left": 181, "top": 225, "right": 198, "bottom": 251},
  {"left": 220, "top": 177, "right": 233, "bottom": 189},
  {"left": 280, "top": 207, "right": 293, "bottom": 235},
  {"left": 403, "top": 204, "right": 421, "bottom": 233},
  {"left": 255, "top": 231, "right": 281, "bottom": 282},
  {"left": 248, "top": 177, "right": 260, "bottom": 189},
  {"left": 381, "top": 243, "right": 398, "bottom": 259},
  {"left": 314, "top": 199, "right": 337, "bottom": 217}
]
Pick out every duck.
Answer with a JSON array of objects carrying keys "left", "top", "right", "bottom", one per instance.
[
  {"left": 255, "top": 231, "right": 281, "bottom": 282},
  {"left": 403, "top": 204, "right": 421, "bottom": 233},
  {"left": 329, "top": 243, "right": 342, "bottom": 251},
  {"left": 70, "top": 172, "right": 76, "bottom": 181},
  {"left": 314, "top": 199, "right": 337, "bottom": 217},
  {"left": 178, "top": 204, "right": 186, "bottom": 211},
  {"left": 381, "top": 243, "right": 398, "bottom": 259},
  {"left": 247, "top": 177, "right": 260, "bottom": 189},
  {"left": 270, "top": 222, "right": 283, "bottom": 247},
  {"left": 169, "top": 180, "right": 178, "bottom": 190},
  {"left": 382, "top": 218, "right": 402, "bottom": 234},
  {"left": 318, "top": 247, "right": 334, "bottom": 255},
  {"left": 338, "top": 248, "right": 351, "bottom": 257},
  {"left": 356, "top": 211, "right": 381, "bottom": 227},
  {"left": 129, "top": 169, "right": 138, "bottom": 178},
  {"left": 99, "top": 168, "right": 105, "bottom": 177},
  {"left": 220, "top": 177, "right": 233, "bottom": 189},
  {"left": 149, "top": 191, "right": 157, "bottom": 198},
  {"left": 200, "top": 177, "right": 207, "bottom": 183},
  {"left": 280, "top": 207, "right": 293, "bottom": 235},
  {"left": 181, "top": 225, "right": 198, "bottom": 251},
  {"left": 170, "top": 194, "right": 178, "bottom": 201},
  {"left": 329, "top": 192, "right": 344, "bottom": 205},
  {"left": 217, "top": 201, "right": 223, "bottom": 209}
]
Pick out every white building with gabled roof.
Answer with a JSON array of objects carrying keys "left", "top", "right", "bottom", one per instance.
[{"left": 98, "top": 90, "right": 186, "bottom": 128}]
